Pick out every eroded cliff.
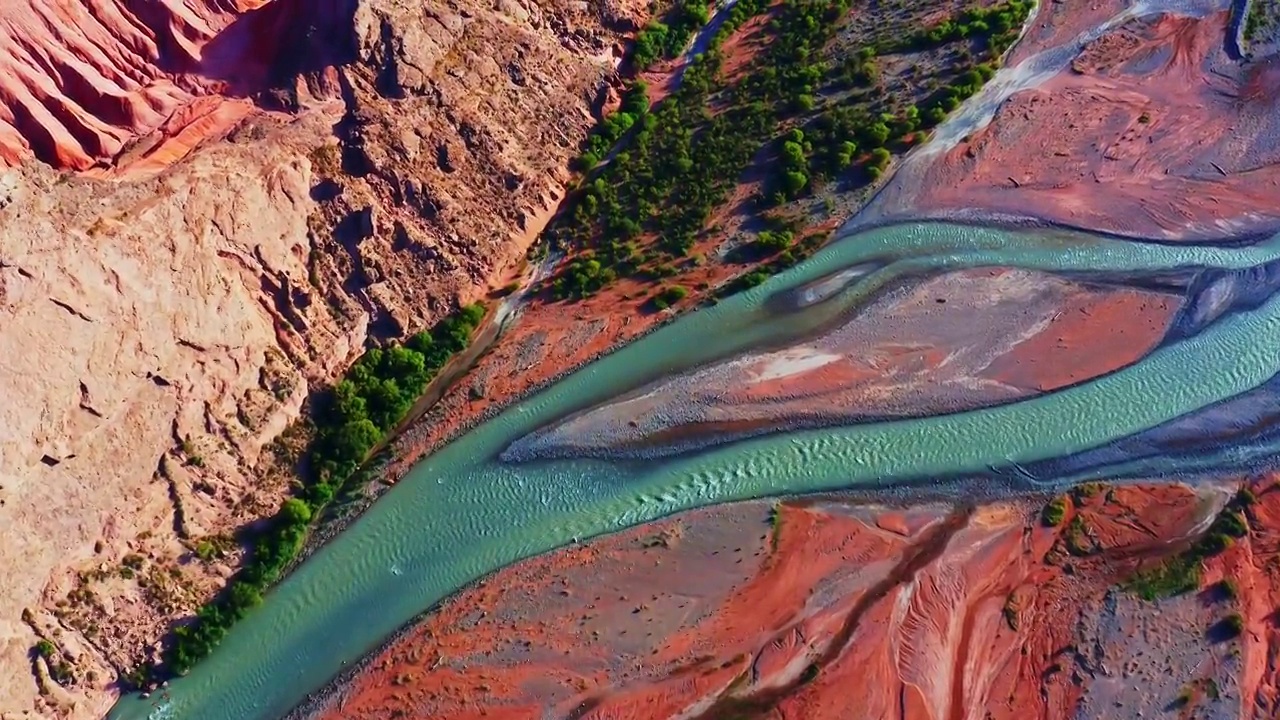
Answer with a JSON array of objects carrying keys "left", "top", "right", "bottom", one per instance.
[{"left": 0, "top": 1, "right": 645, "bottom": 717}]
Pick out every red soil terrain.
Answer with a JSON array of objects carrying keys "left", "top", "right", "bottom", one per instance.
[
  {"left": 913, "top": 9, "right": 1280, "bottom": 240},
  {"left": 313, "top": 477, "right": 1280, "bottom": 719},
  {"left": 0, "top": 0, "right": 347, "bottom": 175},
  {"left": 506, "top": 268, "right": 1182, "bottom": 459}
]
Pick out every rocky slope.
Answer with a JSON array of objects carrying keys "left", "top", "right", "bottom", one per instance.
[{"left": 0, "top": 1, "right": 646, "bottom": 717}]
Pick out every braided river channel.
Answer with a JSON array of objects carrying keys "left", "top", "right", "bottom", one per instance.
[{"left": 110, "top": 221, "right": 1280, "bottom": 720}]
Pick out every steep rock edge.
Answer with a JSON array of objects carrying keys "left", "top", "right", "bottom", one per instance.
[{"left": 0, "top": 0, "right": 647, "bottom": 717}]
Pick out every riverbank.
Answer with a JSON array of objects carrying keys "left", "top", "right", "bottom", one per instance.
[
  {"left": 300, "top": 475, "right": 1280, "bottom": 719},
  {"left": 370, "top": 0, "right": 1063, "bottom": 484},
  {"left": 103, "top": 214, "right": 1280, "bottom": 720},
  {"left": 864, "top": 0, "right": 1280, "bottom": 242},
  {"left": 501, "top": 266, "right": 1186, "bottom": 463}
]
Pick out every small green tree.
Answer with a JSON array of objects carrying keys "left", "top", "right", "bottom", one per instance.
[
  {"left": 782, "top": 170, "right": 808, "bottom": 197},
  {"left": 280, "top": 498, "right": 313, "bottom": 527},
  {"left": 862, "top": 122, "right": 891, "bottom": 147}
]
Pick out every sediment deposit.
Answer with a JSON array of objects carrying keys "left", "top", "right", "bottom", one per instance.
[
  {"left": 880, "top": 6, "right": 1280, "bottom": 240},
  {"left": 502, "top": 267, "right": 1183, "bottom": 461},
  {"left": 315, "top": 478, "right": 1280, "bottom": 719}
]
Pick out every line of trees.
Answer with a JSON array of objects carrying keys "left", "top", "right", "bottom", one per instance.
[
  {"left": 1245, "top": 0, "right": 1276, "bottom": 43},
  {"left": 886, "top": 0, "right": 1033, "bottom": 53},
  {"left": 549, "top": 0, "right": 850, "bottom": 300},
  {"left": 773, "top": 0, "right": 1034, "bottom": 202},
  {"left": 551, "top": 0, "right": 1035, "bottom": 304},
  {"left": 633, "top": 0, "right": 714, "bottom": 69},
  {"left": 577, "top": 83, "right": 651, "bottom": 170},
  {"left": 157, "top": 304, "right": 486, "bottom": 679}
]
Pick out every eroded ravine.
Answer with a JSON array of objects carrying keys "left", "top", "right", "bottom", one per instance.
[{"left": 690, "top": 506, "right": 975, "bottom": 719}]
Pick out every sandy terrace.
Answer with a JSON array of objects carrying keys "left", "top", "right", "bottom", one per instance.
[
  {"left": 907, "top": 10, "right": 1280, "bottom": 240},
  {"left": 502, "top": 266, "right": 1182, "bottom": 460}
]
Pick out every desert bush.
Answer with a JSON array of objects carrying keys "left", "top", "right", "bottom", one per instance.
[{"left": 1041, "top": 496, "right": 1068, "bottom": 526}]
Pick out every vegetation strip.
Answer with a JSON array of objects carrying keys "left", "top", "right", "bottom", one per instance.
[
  {"left": 633, "top": 0, "right": 715, "bottom": 70},
  {"left": 1245, "top": 0, "right": 1277, "bottom": 48},
  {"left": 130, "top": 304, "right": 486, "bottom": 683},
  {"left": 547, "top": 0, "right": 1033, "bottom": 305}
]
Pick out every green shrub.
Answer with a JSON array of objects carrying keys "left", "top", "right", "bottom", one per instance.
[
  {"left": 280, "top": 499, "right": 312, "bottom": 526},
  {"left": 1236, "top": 487, "right": 1257, "bottom": 506},
  {"left": 1198, "top": 533, "right": 1234, "bottom": 555},
  {"left": 1064, "top": 516, "right": 1094, "bottom": 556},
  {"left": 34, "top": 640, "right": 55, "bottom": 658},
  {"left": 195, "top": 541, "right": 217, "bottom": 562},
  {"left": 781, "top": 170, "right": 808, "bottom": 197},
  {"left": 1214, "top": 511, "right": 1248, "bottom": 538},
  {"left": 650, "top": 285, "right": 690, "bottom": 310},
  {"left": 1041, "top": 495, "right": 1068, "bottom": 527},
  {"left": 861, "top": 122, "right": 891, "bottom": 147},
  {"left": 1124, "top": 555, "right": 1202, "bottom": 601},
  {"left": 1219, "top": 578, "right": 1239, "bottom": 600}
]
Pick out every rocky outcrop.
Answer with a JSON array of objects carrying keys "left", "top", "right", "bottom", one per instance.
[{"left": 0, "top": 0, "right": 647, "bottom": 717}]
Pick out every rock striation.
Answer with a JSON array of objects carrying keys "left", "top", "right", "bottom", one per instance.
[{"left": 0, "top": 1, "right": 646, "bottom": 717}]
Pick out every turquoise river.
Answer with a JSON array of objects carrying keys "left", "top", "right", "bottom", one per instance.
[{"left": 109, "top": 222, "right": 1280, "bottom": 720}]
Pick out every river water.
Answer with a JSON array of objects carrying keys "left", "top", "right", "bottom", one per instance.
[{"left": 106, "top": 220, "right": 1280, "bottom": 720}]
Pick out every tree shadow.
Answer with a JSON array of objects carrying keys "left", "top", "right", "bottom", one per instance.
[{"left": 1205, "top": 614, "right": 1244, "bottom": 644}]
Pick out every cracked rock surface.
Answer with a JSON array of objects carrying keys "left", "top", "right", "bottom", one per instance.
[{"left": 0, "top": 0, "right": 647, "bottom": 717}]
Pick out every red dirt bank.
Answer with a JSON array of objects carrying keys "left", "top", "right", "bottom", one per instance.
[
  {"left": 909, "top": 9, "right": 1280, "bottom": 240},
  {"left": 314, "top": 478, "right": 1280, "bottom": 719}
]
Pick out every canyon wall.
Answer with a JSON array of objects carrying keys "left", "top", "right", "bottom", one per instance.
[{"left": 0, "top": 1, "right": 645, "bottom": 717}]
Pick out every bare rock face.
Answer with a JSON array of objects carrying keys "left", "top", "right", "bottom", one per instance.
[
  {"left": 0, "top": 119, "right": 360, "bottom": 719},
  {"left": 327, "top": 0, "right": 640, "bottom": 324},
  {"left": 0, "top": 0, "right": 646, "bottom": 717}
]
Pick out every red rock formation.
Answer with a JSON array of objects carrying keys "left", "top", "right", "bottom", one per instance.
[
  {"left": 0, "top": 1, "right": 649, "bottom": 717},
  {"left": 0, "top": 0, "right": 351, "bottom": 173}
]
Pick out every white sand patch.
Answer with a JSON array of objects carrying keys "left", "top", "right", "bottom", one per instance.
[{"left": 747, "top": 347, "right": 843, "bottom": 383}]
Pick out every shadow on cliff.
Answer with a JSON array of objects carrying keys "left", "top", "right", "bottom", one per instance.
[{"left": 171, "top": 0, "right": 361, "bottom": 107}]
